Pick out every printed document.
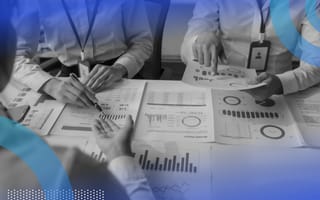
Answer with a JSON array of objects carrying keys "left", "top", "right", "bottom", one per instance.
[
  {"left": 182, "top": 62, "right": 265, "bottom": 90},
  {"left": 51, "top": 79, "right": 146, "bottom": 137}
]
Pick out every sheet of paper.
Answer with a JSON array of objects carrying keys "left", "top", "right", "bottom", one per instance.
[
  {"left": 84, "top": 141, "right": 213, "bottom": 200},
  {"left": 212, "top": 90, "right": 304, "bottom": 147},
  {"left": 0, "top": 79, "right": 42, "bottom": 107},
  {"left": 286, "top": 84, "right": 320, "bottom": 147},
  {"left": 50, "top": 79, "right": 146, "bottom": 137},
  {"left": 135, "top": 82, "right": 215, "bottom": 143},
  {"left": 45, "top": 135, "right": 90, "bottom": 151},
  {"left": 182, "top": 62, "right": 266, "bottom": 90},
  {"left": 21, "top": 100, "right": 65, "bottom": 136}
]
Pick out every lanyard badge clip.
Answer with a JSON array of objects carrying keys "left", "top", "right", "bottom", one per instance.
[{"left": 247, "top": 6, "right": 271, "bottom": 72}]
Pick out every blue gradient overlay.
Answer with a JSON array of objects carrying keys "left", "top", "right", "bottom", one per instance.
[
  {"left": 0, "top": 117, "right": 74, "bottom": 200},
  {"left": 306, "top": 0, "right": 320, "bottom": 32},
  {"left": 270, "top": 0, "right": 320, "bottom": 67}
]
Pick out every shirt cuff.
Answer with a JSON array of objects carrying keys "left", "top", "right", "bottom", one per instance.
[
  {"left": 108, "top": 156, "right": 155, "bottom": 200},
  {"left": 276, "top": 72, "right": 300, "bottom": 95},
  {"left": 29, "top": 70, "right": 53, "bottom": 92},
  {"left": 115, "top": 57, "right": 141, "bottom": 79},
  {"left": 108, "top": 156, "right": 146, "bottom": 185},
  {"left": 14, "top": 67, "right": 53, "bottom": 92}
]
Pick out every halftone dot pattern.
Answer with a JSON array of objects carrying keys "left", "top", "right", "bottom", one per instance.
[
  {"left": 0, "top": 117, "right": 74, "bottom": 199},
  {"left": 7, "top": 189, "right": 104, "bottom": 200}
]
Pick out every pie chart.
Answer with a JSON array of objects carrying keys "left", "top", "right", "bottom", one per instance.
[
  {"left": 182, "top": 116, "right": 202, "bottom": 128},
  {"left": 260, "top": 125, "right": 285, "bottom": 139}
]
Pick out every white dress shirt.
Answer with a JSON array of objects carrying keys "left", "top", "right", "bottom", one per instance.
[
  {"left": 13, "top": 0, "right": 153, "bottom": 91},
  {"left": 0, "top": 115, "right": 155, "bottom": 200},
  {"left": 181, "top": 0, "right": 320, "bottom": 95},
  {"left": 108, "top": 156, "right": 156, "bottom": 200}
]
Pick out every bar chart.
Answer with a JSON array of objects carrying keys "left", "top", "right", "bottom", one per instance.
[
  {"left": 147, "top": 91, "right": 207, "bottom": 107},
  {"left": 134, "top": 150, "right": 198, "bottom": 174},
  {"left": 221, "top": 109, "right": 280, "bottom": 119},
  {"left": 99, "top": 113, "right": 126, "bottom": 121},
  {"left": 145, "top": 114, "right": 168, "bottom": 126},
  {"left": 90, "top": 151, "right": 107, "bottom": 163}
]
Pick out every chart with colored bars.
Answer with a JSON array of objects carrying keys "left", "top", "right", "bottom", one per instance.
[
  {"left": 135, "top": 150, "right": 198, "bottom": 173},
  {"left": 182, "top": 63, "right": 265, "bottom": 90},
  {"left": 212, "top": 90, "right": 304, "bottom": 146}
]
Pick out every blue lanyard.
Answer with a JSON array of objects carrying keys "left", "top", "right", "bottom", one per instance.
[
  {"left": 258, "top": 1, "right": 270, "bottom": 42},
  {"left": 61, "top": 0, "right": 101, "bottom": 59}
]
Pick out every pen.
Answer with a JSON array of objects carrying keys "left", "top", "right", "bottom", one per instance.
[{"left": 70, "top": 73, "right": 104, "bottom": 113}]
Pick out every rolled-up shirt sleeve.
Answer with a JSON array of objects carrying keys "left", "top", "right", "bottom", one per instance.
[
  {"left": 108, "top": 156, "right": 155, "bottom": 200},
  {"left": 277, "top": 5, "right": 320, "bottom": 95},
  {"left": 13, "top": 0, "right": 53, "bottom": 91},
  {"left": 115, "top": 0, "right": 153, "bottom": 78}
]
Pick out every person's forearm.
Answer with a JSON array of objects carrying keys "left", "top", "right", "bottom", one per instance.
[
  {"left": 277, "top": 63, "right": 320, "bottom": 95},
  {"left": 13, "top": 57, "right": 53, "bottom": 92},
  {"left": 108, "top": 156, "right": 156, "bottom": 200}
]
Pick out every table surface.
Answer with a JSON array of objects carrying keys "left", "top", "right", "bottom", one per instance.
[{"left": 2, "top": 79, "right": 320, "bottom": 200}]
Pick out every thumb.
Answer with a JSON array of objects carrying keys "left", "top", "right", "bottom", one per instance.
[
  {"left": 123, "top": 115, "right": 134, "bottom": 131},
  {"left": 118, "top": 115, "right": 134, "bottom": 142},
  {"left": 256, "top": 72, "right": 269, "bottom": 83},
  {"left": 248, "top": 72, "right": 268, "bottom": 85}
]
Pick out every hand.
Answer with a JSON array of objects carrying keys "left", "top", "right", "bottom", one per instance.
[
  {"left": 93, "top": 115, "right": 134, "bottom": 161},
  {"left": 192, "top": 31, "right": 219, "bottom": 68},
  {"left": 245, "top": 72, "right": 284, "bottom": 101},
  {"left": 41, "top": 77, "right": 98, "bottom": 107},
  {"left": 85, "top": 64, "right": 127, "bottom": 92}
]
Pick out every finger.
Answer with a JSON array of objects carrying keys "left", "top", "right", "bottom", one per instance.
[
  {"left": 93, "top": 122, "right": 111, "bottom": 138},
  {"left": 100, "top": 74, "right": 118, "bottom": 89},
  {"left": 263, "top": 76, "right": 273, "bottom": 85},
  {"left": 91, "top": 68, "right": 112, "bottom": 90},
  {"left": 123, "top": 115, "right": 133, "bottom": 131},
  {"left": 87, "top": 65, "right": 104, "bottom": 88},
  {"left": 203, "top": 45, "right": 212, "bottom": 67},
  {"left": 62, "top": 82, "right": 89, "bottom": 106},
  {"left": 198, "top": 45, "right": 204, "bottom": 65},
  {"left": 65, "top": 85, "right": 93, "bottom": 107},
  {"left": 98, "top": 118, "right": 113, "bottom": 133},
  {"left": 118, "top": 115, "right": 134, "bottom": 142},
  {"left": 220, "top": 48, "right": 229, "bottom": 65},
  {"left": 85, "top": 64, "right": 101, "bottom": 85},
  {"left": 210, "top": 46, "right": 218, "bottom": 73},
  {"left": 245, "top": 87, "right": 268, "bottom": 101},
  {"left": 105, "top": 117, "right": 120, "bottom": 130},
  {"left": 192, "top": 42, "right": 199, "bottom": 61},
  {"left": 93, "top": 120, "right": 104, "bottom": 135},
  {"left": 244, "top": 91, "right": 260, "bottom": 101},
  {"left": 62, "top": 90, "right": 86, "bottom": 107},
  {"left": 69, "top": 77, "right": 98, "bottom": 104},
  {"left": 256, "top": 72, "right": 269, "bottom": 83},
  {"left": 69, "top": 76, "right": 86, "bottom": 91}
]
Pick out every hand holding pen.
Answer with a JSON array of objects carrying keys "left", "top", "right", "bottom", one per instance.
[{"left": 70, "top": 73, "right": 105, "bottom": 114}]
